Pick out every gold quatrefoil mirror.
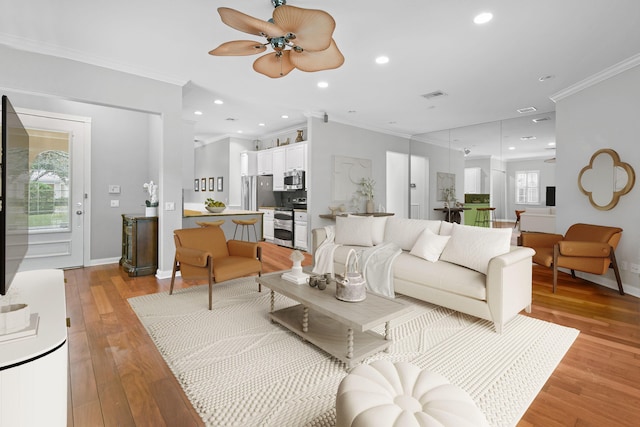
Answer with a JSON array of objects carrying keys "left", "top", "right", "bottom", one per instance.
[{"left": 578, "top": 148, "right": 635, "bottom": 210}]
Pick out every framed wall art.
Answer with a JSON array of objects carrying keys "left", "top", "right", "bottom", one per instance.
[
  {"left": 217, "top": 177, "right": 224, "bottom": 191},
  {"left": 201, "top": 178, "right": 207, "bottom": 191},
  {"left": 194, "top": 179, "right": 199, "bottom": 192},
  {"left": 209, "top": 177, "right": 215, "bottom": 191}
]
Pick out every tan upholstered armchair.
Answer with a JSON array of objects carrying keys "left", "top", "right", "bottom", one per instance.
[
  {"left": 520, "top": 223, "right": 623, "bottom": 294},
  {"left": 170, "top": 226, "right": 262, "bottom": 309}
]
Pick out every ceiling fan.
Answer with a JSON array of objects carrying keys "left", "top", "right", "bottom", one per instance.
[{"left": 209, "top": 0, "right": 344, "bottom": 78}]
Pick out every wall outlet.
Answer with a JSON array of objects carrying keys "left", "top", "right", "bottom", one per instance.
[
  {"left": 110, "top": 200, "right": 119, "bottom": 207},
  {"left": 630, "top": 263, "right": 640, "bottom": 274}
]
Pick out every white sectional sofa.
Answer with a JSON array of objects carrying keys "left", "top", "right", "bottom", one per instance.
[
  {"left": 312, "top": 216, "right": 535, "bottom": 333},
  {"left": 519, "top": 207, "right": 556, "bottom": 233}
]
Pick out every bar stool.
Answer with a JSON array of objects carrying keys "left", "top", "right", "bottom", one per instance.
[
  {"left": 196, "top": 219, "right": 225, "bottom": 228},
  {"left": 514, "top": 210, "right": 525, "bottom": 230},
  {"left": 474, "top": 207, "right": 496, "bottom": 228},
  {"left": 232, "top": 218, "right": 259, "bottom": 241}
]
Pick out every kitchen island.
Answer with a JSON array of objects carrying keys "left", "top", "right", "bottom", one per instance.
[{"left": 182, "top": 208, "right": 264, "bottom": 242}]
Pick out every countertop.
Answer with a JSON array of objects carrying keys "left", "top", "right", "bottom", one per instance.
[{"left": 183, "top": 209, "right": 263, "bottom": 217}]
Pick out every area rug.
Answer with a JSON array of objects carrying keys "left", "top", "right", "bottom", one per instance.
[{"left": 128, "top": 277, "right": 579, "bottom": 427}]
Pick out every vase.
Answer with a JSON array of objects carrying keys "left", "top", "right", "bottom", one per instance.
[
  {"left": 145, "top": 206, "right": 158, "bottom": 217},
  {"left": 295, "top": 129, "right": 304, "bottom": 142},
  {"left": 366, "top": 200, "right": 374, "bottom": 214}
]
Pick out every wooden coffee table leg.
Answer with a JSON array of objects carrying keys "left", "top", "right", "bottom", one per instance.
[
  {"left": 302, "top": 306, "right": 309, "bottom": 333},
  {"left": 347, "top": 328, "right": 354, "bottom": 360}
]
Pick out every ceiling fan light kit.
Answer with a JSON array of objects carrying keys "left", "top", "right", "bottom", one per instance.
[{"left": 209, "top": 1, "right": 344, "bottom": 78}]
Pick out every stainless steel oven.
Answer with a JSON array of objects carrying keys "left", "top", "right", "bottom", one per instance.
[{"left": 274, "top": 208, "right": 294, "bottom": 248}]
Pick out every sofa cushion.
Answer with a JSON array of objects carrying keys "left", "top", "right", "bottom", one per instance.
[
  {"left": 409, "top": 228, "right": 451, "bottom": 262},
  {"left": 335, "top": 216, "right": 373, "bottom": 247},
  {"left": 440, "top": 223, "right": 512, "bottom": 274},
  {"left": 383, "top": 218, "right": 442, "bottom": 251},
  {"left": 439, "top": 221, "right": 454, "bottom": 236},
  {"left": 394, "top": 253, "right": 487, "bottom": 300},
  {"left": 347, "top": 214, "right": 388, "bottom": 245}
]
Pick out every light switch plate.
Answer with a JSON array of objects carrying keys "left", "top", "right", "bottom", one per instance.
[
  {"left": 108, "top": 185, "right": 121, "bottom": 194},
  {"left": 165, "top": 202, "right": 175, "bottom": 211},
  {"left": 110, "top": 200, "right": 119, "bottom": 207}
]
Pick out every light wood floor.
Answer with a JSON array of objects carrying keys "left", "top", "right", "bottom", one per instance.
[{"left": 65, "top": 241, "right": 639, "bottom": 426}]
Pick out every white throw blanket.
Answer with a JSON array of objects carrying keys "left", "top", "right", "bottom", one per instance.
[
  {"left": 312, "top": 226, "right": 337, "bottom": 276},
  {"left": 313, "top": 227, "right": 401, "bottom": 298}
]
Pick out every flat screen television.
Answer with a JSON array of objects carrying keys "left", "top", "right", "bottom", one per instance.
[{"left": 1, "top": 95, "right": 30, "bottom": 295}]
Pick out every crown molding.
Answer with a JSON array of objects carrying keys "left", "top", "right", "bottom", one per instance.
[
  {"left": 0, "top": 32, "right": 188, "bottom": 87},
  {"left": 550, "top": 53, "right": 640, "bottom": 102}
]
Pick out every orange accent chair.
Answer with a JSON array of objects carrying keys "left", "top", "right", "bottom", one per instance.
[
  {"left": 170, "top": 226, "right": 262, "bottom": 309},
  {"left": 520, "top": 223, "right": 623, "bottom": 294}
]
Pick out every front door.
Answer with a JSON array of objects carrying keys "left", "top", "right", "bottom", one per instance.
[{"left": 17, "top": 109, "right": 90, "bottom": 271}]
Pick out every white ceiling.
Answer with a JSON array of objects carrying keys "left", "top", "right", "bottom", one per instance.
[{"left": 2, "top": 0, "right": 640, "bottom": 160}]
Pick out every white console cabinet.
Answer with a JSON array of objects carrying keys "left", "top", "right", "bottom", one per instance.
[{"left": 0, "top": 269, "right": 67, "bottom": 427}]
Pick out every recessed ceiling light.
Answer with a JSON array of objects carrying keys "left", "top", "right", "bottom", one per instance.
[
  {"left": 194, "top": 111, "right": 203, "bottom": 116},
  {"left": 237, "top": 130, "right": 243, "bottom": 133},
  {"left": 317, "top": 81, "right": 329, "bottom": 88},
  {"left": 517, "top": 107, "right": 537, "bottom": 114},
  {"left": 520, "top": 136, "right": 536, "bottom": 141},
  {"left": 281, "top": 115, "right": 289, "bottom": 119},
  {"left": 508, "top": 146, "right": 516, "bottom": 150},
  {"left": 375, "top": 56, "right": 389, "bottom": 64},
  {"left": 214, "top": 99, "right": 224, "bottom": 105},
  {"left": 258, "top": 123, "right": 266, "bottom": 127},
  {"left": 548, "top": 142, "right": 556, "bottom": 146},
  {"left": 474, "top": 12, "right": 493, "bottom": 24}
]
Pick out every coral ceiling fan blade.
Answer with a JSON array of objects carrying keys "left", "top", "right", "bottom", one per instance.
[
  {"left": 290, "top": 39, "right": 344, "bottom": 71},
  {"left": 273, "top": 5, "right": 335, "bottom": 52},
  {"left": 218, "top": 7, "right": 284, "bottom": 38},
  {"left": 209, "top": 40, "right": 266, "bottom": 56},
  {"left": 253, "top": 51, "right": 295, "bottom": 78}
]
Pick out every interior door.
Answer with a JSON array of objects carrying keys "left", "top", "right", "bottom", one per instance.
[{"left": 17, "top": 110, "right": 90, "bottom": 271}]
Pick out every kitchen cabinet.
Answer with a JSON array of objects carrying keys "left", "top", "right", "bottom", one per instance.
[
  {"left": 286, "top": 142, "right": 307, "bottom": 171},
  {"left": 257, "top": 150, "right": 273, "bottom": 175},
  {"left": 120, "top": 214, "right": 158, "bottom": 276},
  {"left": 272, "top": 148, "right": 286, "bottom": 190},
  {"left": 464, "top": 167, "right": 482, "bottom": 194},
  {"left": 260, "top": 208, "right": 274, "bottom": 242},
  {"left": 294, "top": 210, "right": 308, "bottom": 250},
  {"left": 464, "top": 203, "right": 490, "bottom": 226},
  {"left": 240, "top": 151, "right": 257, "bottom": 176}
]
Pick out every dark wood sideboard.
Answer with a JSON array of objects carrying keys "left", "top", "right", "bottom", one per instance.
[{"left": 120, "top": 214, "right": 158, "bottom": 276}]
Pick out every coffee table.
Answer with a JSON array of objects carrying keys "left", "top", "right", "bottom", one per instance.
[{"left": 257, "top": 271, "right": 412, "bottom": 369}]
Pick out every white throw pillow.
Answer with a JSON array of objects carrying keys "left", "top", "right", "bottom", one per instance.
[
  {"left": 410, "top": 228, "right": 451, "bottom": 262},
  {"left": 440, "top": 223, "right": 512, "bottom": 274},
  {"left": 439, "top": 221, "right": 454, "bottom": 236},
  {"left": 347, "top": 214, "right": 387, "bottom": 245},
  {"left": 335, "top": 216, "right": 374, "bottom": 247},
  {"left": 384, "top": 218, "right": 442, "bottom": 251}
]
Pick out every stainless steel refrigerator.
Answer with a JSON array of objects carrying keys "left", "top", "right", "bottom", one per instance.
[{"left": 241, "top": 175, "right": 277, "bottom": 211}]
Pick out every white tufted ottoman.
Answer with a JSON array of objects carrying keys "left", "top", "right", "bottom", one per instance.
[{"left": 336, "top": 360, "right": 489, "bottom": 427}]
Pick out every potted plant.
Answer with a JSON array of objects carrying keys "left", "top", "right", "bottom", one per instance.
[
  {"left": 143, "top": 181, "right": 159, "bottom": 216},
  {"left": 358, "top": 177, "right": 376, "bottom": 213}
]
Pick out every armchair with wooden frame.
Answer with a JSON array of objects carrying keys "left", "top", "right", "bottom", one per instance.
[
  {"left": 170, "top": 226, "right": 263, "bottom": 309},
  {"left": 520, "top": 223, "right": 624, "bottom": 295}
]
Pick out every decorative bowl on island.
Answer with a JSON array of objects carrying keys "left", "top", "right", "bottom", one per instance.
[{"left": 205, "top": 206, "right": 225, "bottom": 213}]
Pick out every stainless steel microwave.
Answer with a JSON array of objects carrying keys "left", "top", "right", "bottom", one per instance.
[{"left": 284, "top": 170, "right": 305, "bottom": 190}]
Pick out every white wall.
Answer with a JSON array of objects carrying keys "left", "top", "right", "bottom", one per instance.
[
  {"left": 0, "top": 45, "right": 187, "bottom": 274},
  {"left": 555, "top": 63, "right": 640, "bottom": 296}
]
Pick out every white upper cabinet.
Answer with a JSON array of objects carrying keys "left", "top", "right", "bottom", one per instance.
[
  {"left": 272, "top": 148, "right": 286, "bottom": 190},
  {"left": 240, "top": 151, "right": 257, "bottom": 176},
  {"left": 464, "top": 167, "right": 482, "bottom": 194},
  {"left": 285, "top": 142, "right": 307, "bottom": 171},
  {"left": 257, "top": 150, "right": 273, "bottom": 175}
]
